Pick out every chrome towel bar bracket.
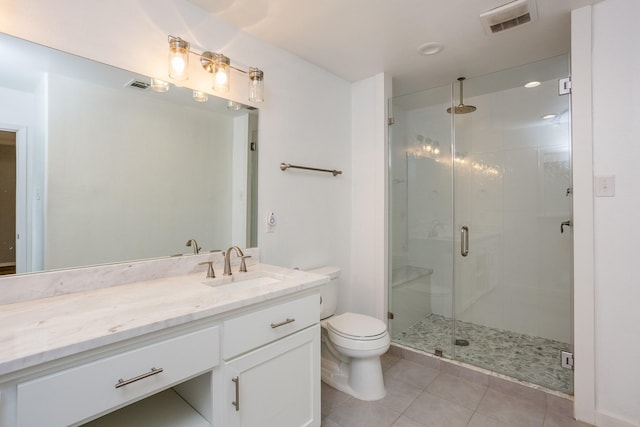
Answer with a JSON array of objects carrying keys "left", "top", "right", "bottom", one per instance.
[{"left": 280, "top": 162, "right": 342, "bottom": 176}]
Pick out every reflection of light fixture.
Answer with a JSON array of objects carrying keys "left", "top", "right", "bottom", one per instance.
[
  {"left": 192, "top": 90, "right": 208, "bottom": 102},
  {"left": 542, "top": 114, "right": 556, "bottom": 120},
  {"left": 168, "top": 37, "right": 190, "bottom": 81},
  {"left": 525, "top": 81, "right": 541, "bottom": 88},
  {"left": 227, "top": 100, "right": 242, "bottom": 111},
  {"left": 433, "top": 142, "right": 440, "bottom": 156},
  {"left": 150, "top": 78, "right": 170, "bottom": 92},
  {"left": 167, "top": 35, "right": 264, "bottom": 102}
]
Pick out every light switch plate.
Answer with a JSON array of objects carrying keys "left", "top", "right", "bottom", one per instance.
[{"left": 595, "top": 175, "right": 615, "bottom": 197}]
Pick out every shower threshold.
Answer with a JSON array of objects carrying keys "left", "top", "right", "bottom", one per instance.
[{"left": 393, "top": 313, "right": 572, "bottom": 395}]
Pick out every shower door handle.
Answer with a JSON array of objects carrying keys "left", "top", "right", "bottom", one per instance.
[
  {"left": 561, "top": 220, "right": 572, "bottom": 233},
  {"left": 461, "top": 226, "right": 469, "bottom": 257}
]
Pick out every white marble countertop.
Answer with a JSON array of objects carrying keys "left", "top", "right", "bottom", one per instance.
[{"left": 0, "top": 264, "right": 328, "bottom": 376}]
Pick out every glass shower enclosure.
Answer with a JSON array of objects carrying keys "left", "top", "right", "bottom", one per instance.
[{"left": 388, "top": 55, "right": 573, "bottom": 394}]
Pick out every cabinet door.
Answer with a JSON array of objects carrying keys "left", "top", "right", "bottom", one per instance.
[{"left": 224, "top": 325, "right": 320, "bottom": 427}]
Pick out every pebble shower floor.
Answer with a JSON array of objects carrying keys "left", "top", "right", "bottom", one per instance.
[{"left": 392, "top": 313, "right": 572, "bottom": 395}]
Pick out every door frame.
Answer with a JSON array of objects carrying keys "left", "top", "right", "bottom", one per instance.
[{"left": 0, "top": 124, "right": 27, "bottom": 273}]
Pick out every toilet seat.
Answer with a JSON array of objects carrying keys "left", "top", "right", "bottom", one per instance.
[
  {"left": 326, "top": 312, "right": 387, "bottom": 339},
  {"left": 326, "top": 312, "right": 390, "bottom": 352}
]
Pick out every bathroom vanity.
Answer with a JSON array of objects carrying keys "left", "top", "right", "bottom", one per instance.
[{"left": 0, "top": 259, "right": 326, "bottom": 427}]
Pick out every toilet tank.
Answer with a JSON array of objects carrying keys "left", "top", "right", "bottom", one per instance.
[{"left": 309, "top": 266, "right": 340, "bottom": 320}]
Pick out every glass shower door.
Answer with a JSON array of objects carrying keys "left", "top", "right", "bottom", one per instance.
[
  {"left": 388, "top": 84, "right": 455, "bottom": 358},
  {"left": 451, "top": 56, "right": 573, "bottom": 394}
]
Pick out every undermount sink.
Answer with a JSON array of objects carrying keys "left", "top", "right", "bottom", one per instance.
[{"left": 202, "top": 271, "right": 283, "bottom": 290}]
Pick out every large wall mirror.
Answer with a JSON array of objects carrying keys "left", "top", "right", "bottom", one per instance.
[{"left": 0, "top": 32, "right": 258, "bottom": 276}]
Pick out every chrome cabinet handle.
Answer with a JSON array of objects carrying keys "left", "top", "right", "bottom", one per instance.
[
  {"left": 115, "top": 367, "right": 163, "bottom": 389},
  {"left": 561, "top": 220, "right": 572, "bottom": 233},
  {"left": 232, "top": 376, "right": 240, "bottom": 411},
  {"left": 271, "top": 318, "right": 295, "bottom": 328},
  {"left": 461, "top": 226, "right": 469, "bottom": 257}
]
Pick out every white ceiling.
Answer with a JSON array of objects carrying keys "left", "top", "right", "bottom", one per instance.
[{"left": 187, "top": 0, "right": 598, "bottom": 96}]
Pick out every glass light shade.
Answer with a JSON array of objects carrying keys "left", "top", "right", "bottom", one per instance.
[
  {"left": 248, "top": 68, "right": 264, "bottom": 102},
  {"left": 168, "top": 37, "right": 189, "bottom": 81},
  {"left": 212, "top": 54, "right": 230, "bottom": 92},
  {"left": 192, "top": 90, "right": 208, "bottom": 103},
  {"left": 227, "top": 100, "right": 242, "bottom": 111},
  {"left": 150, "top": 78, "right": 170, "bottom": 92}
]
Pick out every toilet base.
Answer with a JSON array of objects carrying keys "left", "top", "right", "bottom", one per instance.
[{"left": 321, "top": 353, "right": 386, "bottom": 401}]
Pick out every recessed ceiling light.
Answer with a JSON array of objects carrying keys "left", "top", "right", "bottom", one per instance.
[
  {"left": 542, "top": 114, "right": 556, "bottom": 120},
  {"left": 417, "top": 42, "right": 444, "bottom": 56},
  {"left": 525, "top": 81, "right": 541, "bottom": 88}
]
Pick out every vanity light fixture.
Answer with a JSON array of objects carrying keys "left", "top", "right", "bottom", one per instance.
[
  {"left": 150, "top": 78, "right": 170, "bottom": 92},
  {"left": 192, "top": 90, "right": 208, "bottom": 103},
  {"left": 167, "top": 35, "right": 264, "bottom": 102},
  {"left": 168, "top": 37, "right": 190, "bottom": 81},
  {"left": 227, "top": 100, "right": 242, "bottom": 111}
]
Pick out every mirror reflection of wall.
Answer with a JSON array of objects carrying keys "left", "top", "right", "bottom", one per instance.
[{"left": 0, "top": 33, "right": 258, "bottom": 275}]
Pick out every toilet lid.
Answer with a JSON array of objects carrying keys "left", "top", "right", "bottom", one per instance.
[{"left": 326, "top": 312, "right": 387, "bottom": 339}]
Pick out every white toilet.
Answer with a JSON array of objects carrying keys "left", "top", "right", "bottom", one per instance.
[{"left": 310, "top": 266, "right": 390, "bottom": 401}]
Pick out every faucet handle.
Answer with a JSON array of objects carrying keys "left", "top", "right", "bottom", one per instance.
[
  {"left": 199, "top": 261, "right": 215, "bottom": 279},
  {"left": 239, "top": 255, "right": 252, "bottom": 273}
]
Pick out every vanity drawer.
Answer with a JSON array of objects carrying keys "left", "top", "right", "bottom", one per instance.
[
  {"left": 223, "top": 293, "right": 319, "bottom": 359},
  {"left": 17, "top": 326, "right": 219, "bottom": 427}
]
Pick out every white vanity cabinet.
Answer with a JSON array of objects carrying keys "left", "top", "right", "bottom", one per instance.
[
  {"left": 0, "top": 264, "right": 326, "bottom": 427},
  {"left": 15, "top": 326, "right": 219, "bottom": 427},
  {"left": 221, "top": 293, "right": 321, "bottom": 427}
]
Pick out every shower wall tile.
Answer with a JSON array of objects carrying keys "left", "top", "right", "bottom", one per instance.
[
  {"left": 503, "top": 210, "right": 540, "bottom": 288},
  {"left": 537, "top": 289, "right": 571, "bottom": 342},
  {"left": 503, "top": 147, "right": 540, "bottom": 212}
]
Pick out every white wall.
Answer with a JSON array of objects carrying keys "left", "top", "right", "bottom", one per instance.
[
  {"left": 0, "top": 0, "right": 353, "bottom": 285},
  {"left": 350, "top": 73, "right": 391, "bottom": 320},
  {"left": 590, "top": 0, "right": 640, "bottom": 425}
]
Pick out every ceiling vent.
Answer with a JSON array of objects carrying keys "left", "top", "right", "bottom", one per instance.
[
  {"left": 125, "top": 79, "right": 151, "bottom": 91},
  {"left": 480, "top": 0, "right": 538, "bottom": 35}
]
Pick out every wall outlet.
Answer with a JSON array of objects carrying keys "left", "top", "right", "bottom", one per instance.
[{"left": 266, "top": 212, "right": 276, "bottom": 233}]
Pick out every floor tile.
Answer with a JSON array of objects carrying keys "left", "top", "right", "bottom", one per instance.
[
  {"left": 467, "top": 412, "right": 510, "bottom": 427},
  {"left": 391, "top": 415, "right": 427, "bottom": 427},
  {"left": 321, "top": 382, "right": 352, "bottom": 416},
  {"left": 377, "top": 376, "right": 424, "bottom": 413},
  {"left": 381, "top": 352, "right": 402, "bottom": 371},
  {"left": 324, "top": 398, "right": 402, "bottom": 427},
  {"left": 543, "top": 412, "right": 593, "bottom": 427},
  {"left": 425, "top": 373, "right": 487, "bottom": 410},
  {"left": 403, "top": 391, "right": 474, "bottom": 427},
  {"left": 384, "top": 359, "right": 439, "bottom": 390},
  {"left": 475, "top": 388, "right": 546, "bottom": 427},
  {"left": 321, "top": 418, "right": 342, "bottom": 427}
]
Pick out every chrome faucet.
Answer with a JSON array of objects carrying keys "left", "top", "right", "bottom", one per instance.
[
  {"left": 223, "top": 246, "right": 250, "bottom": 275},
  {"left": 186, "top": 239, "right": 201, "bottom": 254}
]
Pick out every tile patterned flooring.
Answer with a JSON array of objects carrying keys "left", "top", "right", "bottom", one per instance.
[
  {"left": 320, "top": 349, "right": 592, "bottom": 427},
  {"left": 392, "top": 314, "right": 572, "bottom": 394}
]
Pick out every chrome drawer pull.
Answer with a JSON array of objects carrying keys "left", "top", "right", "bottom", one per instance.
[
  {"left": 115, "top": 367, "right": 164, "bottom": 389},
  {"left": 270, "top": 318, "right": 295, "bottom": 329},
  {"left": 232, "top": 376, "right": 240, "bottom": 411}
]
